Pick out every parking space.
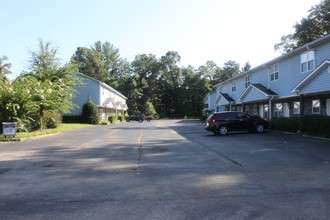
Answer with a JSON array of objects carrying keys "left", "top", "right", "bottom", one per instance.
[{"left": 0, "top": 120, "right": 329, "bottom": 219}]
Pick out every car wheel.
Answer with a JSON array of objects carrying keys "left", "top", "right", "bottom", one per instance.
[
  {"left": 126, "top": 119, "right": 130, "bottom": 122},
  {"left": 218, "top": 126, "right": 228, "bottom": 135},
  {"left": 139, "top": 119, "right": 143, "bottom": 123},
  {"left": 255, "top": 124, "right": 265, "bottom": 133},
  {"left": 147, "top": 119, "right": 150, "bottom": 122}
]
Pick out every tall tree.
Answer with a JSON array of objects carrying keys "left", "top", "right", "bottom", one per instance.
[
  {"left": 23, "top": 39, "right": 77, "bottom": 130},
  {"left": 71, "top": 41, "right": 121, "bottom": 87},
  {"left": 275, "top": 0, "right": 330, "bottom": 53},
  {"left": 0, "top": 56, "right": 12, "bottom": 78},
  {"left": 222, "top": 60, "right": 240, "bottom": 80},
  {"left": 198, "top": 61, "right": 222, "bottom": 86}
]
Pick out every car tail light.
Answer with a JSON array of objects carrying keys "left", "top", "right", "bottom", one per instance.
[{"left": 208, "top": 119, "right": 216, "bottom": 122}]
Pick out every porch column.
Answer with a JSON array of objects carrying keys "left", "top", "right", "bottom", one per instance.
[{"left": 300, "top": 95, "right": 305, "bottom": 117}]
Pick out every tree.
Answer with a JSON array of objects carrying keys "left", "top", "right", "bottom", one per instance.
[
  {"left": 23, "top": 39, "right": 77, "bottom": 130},
  {"left": 81, "top": 101, "right": 99, "bottom": 124},
  {"left": 198, "top": 61, "right": 222, "bottom": 86},
  {"left": 0, "top": 56, "right": 12, "bottom": 78},
  {"left": 275, "top": 0, "right": 330, "bottom": 52},
  {"left": 71, "top": 41, "right": 122, "bottom": 87},
  {"left": 241, "top": 62, "right": 252, "bottom": 72},
  {"left": 160, "top": 51, "right": 182, "bottom": 88},
  {"left": 222, "top": 60, "right": 240, "bottom": 80}
]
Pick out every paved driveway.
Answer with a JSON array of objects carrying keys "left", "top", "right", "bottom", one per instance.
[{"left": 0, "top": 120, "right": 329, "bottom": 219}]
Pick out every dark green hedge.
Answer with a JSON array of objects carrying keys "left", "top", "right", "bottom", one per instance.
[
  {"left": 62, "top": 115, "right": 83, "bottom": 123},
  {"left": 270, "top": 117, "right": 300, "bottom": 133},
  {"left": 271, "top": 115, "right": 330, "bottom": 138},
  {"left": 301, "top": 115, "right": 330, "bottom": 138}
]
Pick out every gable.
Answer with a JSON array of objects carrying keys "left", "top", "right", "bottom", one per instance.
[
  {"left": 241, "top": 87, "right": 269, "bottom": 102},
  {"left": 240, "top": 84, "right": 278, "bottom": 102},
  {"left": 300, "top": 68, "right": 330, "bottom": 94},
  {"left": 292, "top": 60, "right": 330, "bottom": 93},
  {"left": 215, "top": 93, "right": 234, "bottom": 106}
]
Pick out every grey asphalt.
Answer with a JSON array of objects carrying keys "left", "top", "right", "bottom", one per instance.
[{"left": 0, "top": 120, "right": 329, "bottom": 219}]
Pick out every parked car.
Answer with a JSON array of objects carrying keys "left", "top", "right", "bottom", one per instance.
[
  {"left": 205, "top": 111, "right": 269, "bottom": 135},
  {"left": 145, "top": 116, "right": 154, "bottom": 122},
  {"left": 125, "top": 114, "right": 154, "bottom": 122}
]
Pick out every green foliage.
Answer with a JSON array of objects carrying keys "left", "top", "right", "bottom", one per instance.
[
  {"left": 99, "top": 121, "right": 109, "bottom": 125},
  {"left": 71, "top": 41, "right": 122, "bottom": 86},
  {"left": 0, "top": 56, "right": 12, "bottom": 78},
  {"left": 81, "top": 101, "right": 99, "bottom": 124},
  {"left": 108, "top": 114, "right": 118, "bottom": 123},
  {"left": 144, "top": 101, "right": 157, "bottom": 116},
  {"left": 275, "top": 0, "right": 330, "bottom": 52},
  {"left": 301, "top": 115, "right": 330, "bottom": 138},
  {"left": 270, "top": 115, "right": 330, "bottom": 138},
  {"left": 62, "top": 115, "right": 83, "bottom": 123},
  {"left": 270, "top": 117, "right": 300, "bottom": 132},
  {"left": 117, "top": 114, "right": 124, "bottom": 122}
]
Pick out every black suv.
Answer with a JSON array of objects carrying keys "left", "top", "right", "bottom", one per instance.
[
  {"left": 205, "top": 111, "right": 269, "bottom": 135},
  {"left": 125, "top": 114, "right": 145, "bottom": 123}
]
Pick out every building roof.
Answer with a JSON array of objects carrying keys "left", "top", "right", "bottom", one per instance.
[
  {"left": 74, "top": 73, "right": 127, "bottom": 99},
  {"left": 214, "top": 33, "right": 330, "bottom": 88},
  {"left": 239, "top": 83, "right": 278, "bottom": 101},
  {"left": 291, "top": 60, "right": 330, "bottom": 93}
]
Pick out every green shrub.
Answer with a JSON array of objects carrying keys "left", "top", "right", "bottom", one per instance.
[
  {"left": 118, "top": 114, "right": 124, "bottom": 122},
  {"left": 108, "top": 114, "right": 118, "bottom": 123},
  {"left": 270, "top": 117, "right": 300, "bottom": 132},
  {"left": 301, "top": 115, "right": 330, "bottom": 138},
  {"left": 81, "top": 101, "right": 99, "bottom": 124},
  {"left": 99, "top": 121, "right": 109, "bottom": 125},
  {"left": 62, "top": 115, "right": 83, "bottom": 123}
]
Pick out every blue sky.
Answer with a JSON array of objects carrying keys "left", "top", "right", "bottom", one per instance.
[{"left": 1, "top": 0, "right": 321, "bottom": 79}]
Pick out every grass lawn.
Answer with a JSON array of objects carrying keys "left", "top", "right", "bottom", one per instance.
[{"left": 0, "top": 123, "right": 94, "bottom": 139}]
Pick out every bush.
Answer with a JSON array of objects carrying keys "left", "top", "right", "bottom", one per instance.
[
  {"left": 270, "top": 117, "right": 300, "bottom": 132},
  {"left": 301, "top": 115, "right": 330, "bottom": 138},
  {"left": 108, "top": 114, "right": 118, "bottom": 124},
  {"left": 99, "top": 121, "right": 109, "bottom": 125},
  {"left": 118, "top": 114, "right": 124, "bottom": 122},
  {"left": 81, "top": 101, "right": 99, "bottom": 124},
  {"left": 62, "top": 115, "right": 83, "bottom": 123}
]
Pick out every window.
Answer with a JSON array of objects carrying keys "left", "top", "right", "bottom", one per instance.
[
  {"left": 301, "top": 51, "right": 315, "bottom": 72},
  {"left": 274, "top": 103, "right": 283, "bottom": 118},
  {"left": 245, "top": 75, "right": 251, "bottom": 88},
  {"left": 232, "top": 81, "right": 236, "bottom": 92},
  {"left": 245, "top": 106, "right": 249, "bottom": 113},
  {"left": 253, "top": 105, "right": 258, "bottom": 115},
  {"left": 294, "top": 102, "right": 300, "bottom": 114},
  {"left": 312, "top": 100, "right": 320, "bottom": 114},
  {"left": 237, "top": 106, "right": 243, "bottom": 112},
  {"left": 270, "top": 64, "right": 279, "bottom": 81}
]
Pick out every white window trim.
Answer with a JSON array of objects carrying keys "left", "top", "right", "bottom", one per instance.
[
  {"left": 301, "top": 51, "right": 315, "bottom": 73},
  {"left": 232, "top": 81, "right": 236, "bottom": 92},
  {"left": 294, "top": 101, "right": 300, "bottom": 114},
  {"left": 245, "top": 75, "right": 251, "bottom": 88},
  {"left": 269, "top": 63, "right": 279, "bottom": 81},
  {"left": 312, "top": 99, "right": 320, "bottom": 114}
]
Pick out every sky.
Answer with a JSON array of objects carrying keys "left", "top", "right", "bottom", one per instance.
[{"left": 1, "top": 0, "right": 322, "bottom": 79}]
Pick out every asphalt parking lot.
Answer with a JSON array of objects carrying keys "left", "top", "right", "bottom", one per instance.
[{"left": 0, "top": 120, "right": 329, "bottom": 219}]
